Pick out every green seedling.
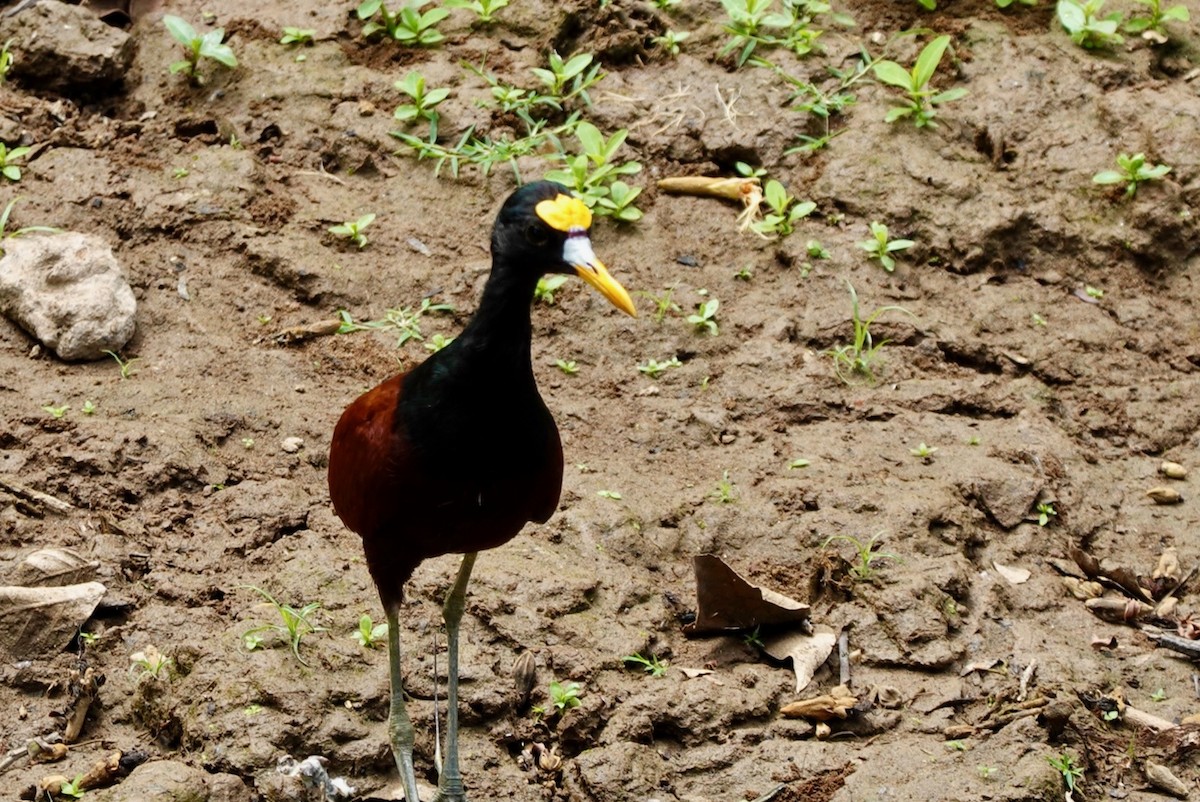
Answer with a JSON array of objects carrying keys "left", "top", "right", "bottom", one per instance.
[
  {"left": 79, "top": 630, "right": 99, "bottom": 645},
  {"left": 394, "top": 70, "right": 450, "bottom": 142},
  {"left": 652, "top": 29, "right": 690, "bottom": 56},
  {"left": 172, "top": 167, "right": 189, "bottom": 179},
  {"left": 654, "top": 0, "right": 683, "bottom": 8},
  {"left": 788, "top": 458, "right": 811, "bottom": 469},
  {"left": 857, "top": 221, "right": 914, "bottom": 272},
  {"left": 241, "top": 585, "right": 327, "bottom": 666},
  {"left": 555, "top": 359, "right": 580, "bottom": 375},
  {"left": 59, "top": 776, "right": 85, "bottom": 800},
  {"left": 1149, "top": 688, "right": 1166, "bottom": 702},
  {"left": 623, "top": 653, "right": 669, "bottom": 677},
  {"left": 42, "top": 403, "right": 68, "bottom": 418},
  {"left": 638, "top": 356, "right": 682, "bottom": 378},
  {"left": 82, "top": 400, "right": 97, "bottom": 415},
  {"left": 241, "top": 437, "right": 254, "bottom": 448},
  {"left": 445, "top": 0, "right": 510, "bottom": 23},
  {"left": 423, "top": 333, "right": 454, "bottom": 352},
  {"left": 806, "top": 240, "right": 830, "bottom": 259},
  {"left": 0, "top": 141, "right": 30, "bottom": 182},
  {"left": 872, "top": 35, "right": 967, "bottom": 128},
  {"left": 1036, "top": 502, "right": 1057, "bottom": 526},
  {"left": 531, "top": 50, "right": 602, "bottom": 107},
  {"left": 743, "top": 626, "right": 765, "bottom": 649},
  {"left": 357, "top": 0, "right": 449, "bottom": 45},
  {"left": 329, "top": 214, "right": 376, "bottom": 249},
  {"left": 353, "top": 613, "right": 388, "bottom": 649},
  {"left": 1092, "top": 152, "right": 1170, "bottom": 198},
  {"left": 752, "top": 179, "right": 816, "bottom": 237},
  {"left": 710, "top": 470, "right": 737, "bottom": 504},
  {"left": 103, "top": 349, "right": 138, "bottom": 379},
  {"left": 597, "top": 489, "right": 622, "bottom": 500},
  {"left": 826, "top": 283, "right": 913, "bottom": 384},
  {"left": 687, "top": 298, "right": 719, "bottom": 336},
  {"left": 1057, "top": 0, "right": 1123, "bottom": 48},
  {"left": 129, "top": 646, "right": 173, "bottom": 680},
  {"left": 0, "top": 198, "right": 59, "bottom": 245},
  {"left": 279, "top": 27, "right": 316, "bottom": 45},
  {"left": 337, "top": 297, "right": 454, "bottom": 347},
  {"left": 0, "top": 39, "right": 14, "bottom": 83},
  {"left": 1046, "top": 752, "right": 1084, "bottom": 794},
  {"left": 163, "top": 15, "right": 237, "bottom": 83},
  {"left": 549, "top": 681, "right": 583, "bottom": 710},
  {"left": 977, "top": 765, "right": 997, "bottom": 780},
  {"left": 544, "top": 121, "right": 643, "bottom": 219},
  {"left": 638, "top": 287, "right": 681, "bottom": 323},
  {"left": 1085, "top": 285, "right": 1104, "bottom": 299},
  {"left": 1126, "top": 0, "right": 1189, "bottom": 36},
  {"left": 911, "top": 442, "right": 938, "bottom": 460},
  {"left": 720, "top": 0, "right": 832, "bottom": 67},
  {"left": 946, "top": 739, "right": 968, "bottom": 751},
  {"left": 734, "top": 266, "right": 752, "bottom": 281},
  {"left": 823, "top": 533, "right": 899, "bottom": 581},
  {"left": 534, "top": 274, "right": 570, "bottom": 305}
]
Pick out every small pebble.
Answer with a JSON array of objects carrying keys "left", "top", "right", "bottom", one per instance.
[{"left": 281, "top": 437, "right": 304, "bottom": 453}]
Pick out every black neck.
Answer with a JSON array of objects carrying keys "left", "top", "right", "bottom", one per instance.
[{"left": 452, "top": 259, "right": 540, "bottom": 374}]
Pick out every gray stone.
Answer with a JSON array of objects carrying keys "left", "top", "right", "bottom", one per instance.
[
  {"left": 88, "top": 760, "right": 253, "bottom": 802},
  {"left": 0, "top": 232, "right": 136, "bottom": 361},
  {"left": 0, "top": 1, "right": 135, "bottom": 94}
]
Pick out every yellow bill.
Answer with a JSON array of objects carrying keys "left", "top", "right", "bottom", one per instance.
[{"left": 564, "top": 234, "right": 637, "bottom": 317}]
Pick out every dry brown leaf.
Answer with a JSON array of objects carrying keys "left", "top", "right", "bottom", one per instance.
[
  {"left": 677, "top": 667, "right": 714, "bottom": 679},
  {"left": 10, "top": 547, "right": 100, "bottom": 587},
  {"left": 0, "top": 582, "right": 106, "bottom": 660},
  {"left": 993, "top": 561, "right": 1031, "bottom": 585},
  {"left": 684, "top": 555, "right": 810, "bottom": 634},
  {"left": 780, "top": 687, "right": 857, "bottom": 721},
  {"left": 763, "top": 630, "right": 837, "bottom": 692}
]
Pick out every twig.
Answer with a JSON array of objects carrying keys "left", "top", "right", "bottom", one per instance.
[
  {"left": 838, "top": 629, "right": 850, "bottom": 687},
  {"left": 1143, "top": 629, "right": 1200, "bottom": 662},
  {"left": 0, "top": 476, "right": 74, "bottom": 515}
]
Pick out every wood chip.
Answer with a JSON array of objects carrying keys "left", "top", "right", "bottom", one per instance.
[{"left": 993, "top": 561, "right": 1031, "bottom": 585}]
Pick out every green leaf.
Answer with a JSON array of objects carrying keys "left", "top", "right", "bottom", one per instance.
[
  {"left": 5, "top": 146, "right": 30, "bottom": 161},
  {"left": 2, "top": 164, "right": 18, "bottom": 181},
  {"left": 887, "top": 238, "right": 915, "bottom": 252},
  {"left": 880, "top": 253, "right": 895, "bottom": 271},
  {"left": 1092, "top": 170, "right": 1124, "bottom": 184},
  {"left": 169, "top": 59, "right": 193, "bottom": 74},
  {"left": 1057, "top": 0, "right": 1086, "bottom": 32},
  {"left": 574, "top": 121, "right": 604, "bottom": 159},
  {"left": 163, "top": 14, "right": 198, "bottom": 46},
  {"left": 396, "top": 70, "right": 423, "bottom": 97},
  {"left": 561, "top": 53, "right": 593, "bottom": 80},
  {"left": 357, "top": 0, "right": 383, "bottom": 19},
  {"left": 1140, "top": 164, "right": 1171, "bottom": 180},
  {"left": 764, "top": 179, "right": 788, "bottom": 212},
  {"left": 425, "top": 87, "right": 450, "bottom": 105},
  {"left": 931, "top": 87, "right": 968, "bottom": 104},
  {"left": 872, "top": 60, "right": 913, "bottom": 90},
  {"left": 885, "top": 105, "right": 914, "bottom": 123},
  {"left": 790, "top": 200, "right": 816, "bottom": 220},
  {"left": 1163, "top": 5, "right": 1189, "bottom": 21},
  {"left": 422, "top": 7, "right": 451, "bottom": 26},
  {"left": 913, "top": 35, "right": 952, "bottom": 90}
]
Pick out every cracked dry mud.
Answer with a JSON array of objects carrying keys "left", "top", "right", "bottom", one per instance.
[{"left": 2, "top": 1, "right": 1200, "bottom": 800}]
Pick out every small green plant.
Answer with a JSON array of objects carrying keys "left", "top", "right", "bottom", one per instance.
[
  {"left": 652, "top": 29, "right": 690, "bottom": 56},
  {"left": 129, "top": 645, "right": 173, "bottom": 680},
  {"left": 0, "top": 199, "right": 58, "bottom": 243},
  {"left": 597, "top": 489, "right": 622, "bottom": 500},
  {"left": 1085, "top": 285, "right": 1104, "bottom": 299},
  {"left": 752, "top": 179, "right": 816, "bottom": 237},
  {"left": 1057, "top": 0, "right": 1124, "bottom": 48},
  {"left": 823, "top": 533, "right": 899, "bottom": 581},
  {"left": 549, "top": 681, "right": 583, "bottom": 710},
  {"left": 826, "top": 282, "right": 914, "bottom": 384},
  {"left": 743, "top": 626, "right": 765, "bottom": 649},
  {"left": 163, "top": 15, "right": 238, "bottom": 83},
  {"left": 81, "top": 400, "right": 97, "bottom": 415},
  {"left": 687, "top": 298, "right": 719, "bottom": 336},
  {"left": 357, "top": 0, "right": 449, "bottom": 45},
  {"left": 424, "top": 333, "right": 454, "bottom": 352},
  {"left": 353, "top": 613, "right": 388, "bottom": 649},
  {"left": 241, "top": 437, "right": 255, "bottom": 448},
  {"left": 719, "top": 0, "right": 832, "bottom": 67},
  {"left": 638, "top": 287, "right": 681, "bottom": 323},
  {"left": 445, "top": 0, "right": 510, "bottom": 23},
  {"left": 544, "top": 121, "right": 642, "bottom": 220},
  {"left": 872, "top": 35, "right": 967, "bottom": 128},
  {"left": 329, "top": 214, "right": 376, "bottom": 249},
  {"left": 637, "top": 356, "right": 682, "bottom": 378},
  {"left": 531, "top": 50, "right": 602, "bottom": 107},
  {"left": 1036, "top": 502, "right": 1057, "bottom": 526},
  {"left": 59, "top": 776, "right": 86, "bottom": 800},
  {"left": 710, "top": 470, "right": 737, "bottom": 504},
  {"left": 946, "top": 739, "right": 968, "bottom": 751},
  {"left": 42, "top": 403, "right": 69, "bottom": 419},
  {"left": 102, "top": 349, "right": 138, "bottom": 379},
  {"left": 910, "top": 442, "right": 938, "bottom": 460},
  {"left": 555, "top": 359, "right": 580, "bottom": 375},
  {"left": 977, "top": 765, "right": 997, "bottom": 780},
  {"left": 655, "top": 0, "right": 684, "bottom": 8},
  {"left": 393, "top": 70, "right": 450, "bottom": 142},
  {"left": 79, "top": 630, "right": 99, "bottom": 645},
  {"left": 172, "top": 167, "right": 189, "bottom": 179},
  {"left": 857, "top": 221, "right": 914, "bottom": 272},
  {"left": 279, "top": 27, "right": 316, "bottom": 45},
  {"left": 788, "top": 458, "right": 811, "bottom": 469},
  {"left": 0, "top": 39, "right": 13, "bottom": 84},
  {"left": 1126, "top": 0, "right": 1189, "bottom": 36},
  {"left": 241, "top": 585, "right": 327, "bottom": 666},
  {"left": 1149, "top": 688, "right": 1166, "bottom": 702},
  {"left": 1046, "top": 752, "right": 1084, "bottom": 794},
  {"left": 1092, "top": 152, "right": 1171, "bottom": 198},
  {"left": 337, "top": 297, "right": 454, "bottom": 347},
  {"left": 534, "top": 275, "right": 570, "bottom": 305},
  {"left": 0, "top": 142, "right": 30, "bottom": 182},
  {"left": 806, "top": 239, "right": 831, "bottom": 259},
  {"left": 623, "top": 653, "right": 669, "bottom": 677}
]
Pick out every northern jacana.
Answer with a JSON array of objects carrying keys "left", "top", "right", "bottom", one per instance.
[{"left": 328, "top": 181, "right": 636, "bottom": 802}]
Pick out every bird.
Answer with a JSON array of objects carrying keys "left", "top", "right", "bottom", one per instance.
[{"left": 327, "top": 181, "right": 636, "bottom": 802}]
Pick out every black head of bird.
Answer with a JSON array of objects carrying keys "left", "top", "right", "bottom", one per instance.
[{"left": 328, "top": 180, "right": 635, "bottom": 802}]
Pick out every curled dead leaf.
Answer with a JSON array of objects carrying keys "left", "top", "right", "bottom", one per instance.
[
  {"left": 763, "top": 630, "right": 837, "bottom": 693},
  {"left": 1062, "top": 577, "right": 1103, "bottom": 600},
  {"left": 1144, "top": 761, "right": 1189, "bottom": 799},
  {"left": 1152, "top": 548, "right": 1179, "bottom": 581},
  {"left": 780, "top": 689, "right": 857, "bottom": 721},
  {"left": 1147, "top": 486, "right": 1182, "bottom": 504}
]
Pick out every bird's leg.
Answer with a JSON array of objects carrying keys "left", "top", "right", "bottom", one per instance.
[
  {"left": 385, "top": 605, "right": 424, "bottom": 802},
  {"left": 434, "top": 551, "right": 477, "bottom": 802}
]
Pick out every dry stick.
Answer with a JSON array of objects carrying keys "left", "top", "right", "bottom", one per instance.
[
  {"left": 838, "top": 629, "right": 850, "bottom": 687},
  {"left": 1142, "top": 629, "right": 1200, "bottom": 662},
  {"left": 0, "top": 476, "right": 74, "bottom": 515},
  {"left": 1123, "top": 705, "right": 1176, "bottom": 732}
]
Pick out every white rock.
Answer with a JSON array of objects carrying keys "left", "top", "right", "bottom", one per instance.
[
  {"left": 281, "top": 437, "right": 304, "bottom": 453},
  {"left": 0, "top": 232, "right": 136, "bottom": 361}
]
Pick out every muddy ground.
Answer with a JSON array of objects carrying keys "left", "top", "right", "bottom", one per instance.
[{"left": 1, "top": 0, "right": 1200, "bottom": 800}]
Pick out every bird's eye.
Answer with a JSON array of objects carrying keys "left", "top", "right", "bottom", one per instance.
[{"left": 525, "top": 224, "right": 549, "bottom": 246}]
